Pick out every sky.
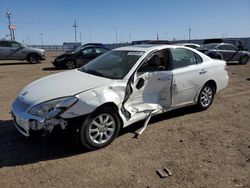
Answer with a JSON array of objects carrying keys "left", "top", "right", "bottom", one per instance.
[{"left": 0, "top": 0, "right": 250, "bottom": 45}]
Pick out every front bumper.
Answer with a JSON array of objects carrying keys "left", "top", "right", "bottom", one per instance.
[
  {"left": 11, "top": 99, "right": 67, "bottom": 137},
  {"left": 40, "top": 54, "right": 46, "bottom": 61},
  {"left": 51, "top": 60, "right": 65, "bottom": 68}
]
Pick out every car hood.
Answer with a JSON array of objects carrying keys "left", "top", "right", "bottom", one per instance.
[
  {"left": 18, "top": 70, "right": 112, "bottom": 105},
  {"left": 26, "top": 47, "right": 44, "bottom": 53}
]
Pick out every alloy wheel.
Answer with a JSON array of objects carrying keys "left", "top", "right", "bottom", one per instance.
[{"left": 88, "top": 114, "right": 116, "bottom": 144}]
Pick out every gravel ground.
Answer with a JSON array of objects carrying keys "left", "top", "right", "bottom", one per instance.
[{"left": 0, "top": 51, "right": 250, "bottom": 188}]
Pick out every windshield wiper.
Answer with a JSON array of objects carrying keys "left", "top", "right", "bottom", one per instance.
[{"left": 86, "top": 69, "right": 104, "bottom": 77}]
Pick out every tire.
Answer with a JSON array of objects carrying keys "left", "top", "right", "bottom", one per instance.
[
  {"left": 65, "top": 60, "right": 76, "bottom": 69},
  {"left": 197, "top": 83, "right": 215, "bottom": 110},
  {"left": 79, "top": 107, "right": 121, "bottom": 150},
  {"left": 28, "top": 54, "right": 40, "bottom": 64},
  {"left": 240, "top": 55, "right": 249, "bottom": 65}
]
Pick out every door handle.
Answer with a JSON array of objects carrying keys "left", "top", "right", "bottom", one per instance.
[
  {"left": 199, "top": 69, "right": 207, "bottom": 74},
  {"left": 158, "top": 77, "right": 171, "bottom": 81}
]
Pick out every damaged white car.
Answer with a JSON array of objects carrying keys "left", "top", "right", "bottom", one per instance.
[{"left": 11, "top": 44, "right": 229, "bottom": 150}]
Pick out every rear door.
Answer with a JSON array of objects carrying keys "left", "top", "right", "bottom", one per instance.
[
  {"left": 225, "top": 44, "right": 240, "bottom": 61},
  {"left": 170, "top": 48, "right": 208, "bottom": 107},
  {"left": 217, "top": 44, "right": 232, "bottom": 61}
]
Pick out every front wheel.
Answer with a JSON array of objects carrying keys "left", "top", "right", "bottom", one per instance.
[
  {"left": 28, "top": 54, "right": 40, "bottom": 64},
  {"left": 79, "top": 107, "right": 121, "bottom": 150},
  {"left": 240, "top": 55, "right": 249, "bottom": 65},
  {"left": 65, "top": 60, "right": 76, "bottom": 69},
  {"left": 197, "top": 84, "right": 215, "bottom": 110}
]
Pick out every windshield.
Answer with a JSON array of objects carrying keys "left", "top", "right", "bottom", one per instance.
[
  {"left": 71, "top": 46, "right": 83, "bottom": 53},
  {"left": 79, "top": 50, "right": 144, "bottom": 79}
]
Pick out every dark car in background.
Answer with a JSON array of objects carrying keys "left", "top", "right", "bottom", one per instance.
[
  {"left": 0, "top": 40, "right": 45, "bottom": 64},
  {"left": 52, "top": 43, "right": 110, "bottom": 69},
  {"left": 197, "top": 43, "right": 250, "bottom": 64}
]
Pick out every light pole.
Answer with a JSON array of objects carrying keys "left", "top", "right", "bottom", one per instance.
[
  {"left": 79, "top": 32, "right": 82, "bottom": 44},
  {"left": 73, "top": 20, "right": 78, "bottom": 48},
  {"left": 6, "top": 11, "right": 13, "bottom": 40},
  {"left": 188, "top": 27, "right": 191, "bottom": 42},
  {"left": 113, "top": 26, "right": 117, "bottom": 44},
  {"left": 40, "top": 33, "right": 43, "bottom": 46}
]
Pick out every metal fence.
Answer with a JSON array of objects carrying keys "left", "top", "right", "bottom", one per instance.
[
  {"left": 28, "top": 37, "right": 250, "bottom": 51},
  {"left": 28, "top": 43, "right": 131, "bottom": 51}
]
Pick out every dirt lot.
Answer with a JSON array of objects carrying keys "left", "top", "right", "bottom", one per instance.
[{"left": 0, "top": 51, "right": 250, "bottom": 188}]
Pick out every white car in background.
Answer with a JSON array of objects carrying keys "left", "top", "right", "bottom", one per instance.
[
  {"left": 11, "top": 44, "right": 229, "bottom": 150},
  {"left": 175, "top": 43, "right": 201, "bottom": 49}
]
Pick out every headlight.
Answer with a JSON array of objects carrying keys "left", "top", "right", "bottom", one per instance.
[{"left": 29, "top": 96, "right": 78, "bottom": 119}]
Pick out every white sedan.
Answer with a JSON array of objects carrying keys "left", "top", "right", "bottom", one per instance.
[{"left": 11, "top": 44, "right": 229, "bottom": 150}]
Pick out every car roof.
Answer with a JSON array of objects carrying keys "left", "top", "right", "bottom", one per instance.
[{"left": 114, "top": 44, "right": 191, "bottom": 53}]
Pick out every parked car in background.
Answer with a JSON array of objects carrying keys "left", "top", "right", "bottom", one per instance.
[
  {"left": 0, "top": 40, "right": 45, "bottom": 64},
  {"left": 11, "top": 44, "right": 229, "bottom": 150},
  {"left": 132, "top": 40, "right": 171, "bottom": 45},
  {"left": 197, "top": 43, "right": 250, "bottom": 64},
  {"left": 52, "top": 43, "right": 110, "bottom": 69},
  {"left": 175, "top": 43, "right": 200, "bottom": 49}
]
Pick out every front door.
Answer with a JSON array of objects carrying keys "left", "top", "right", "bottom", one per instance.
[
  {"left": 124, "top": 50, "right": 173, "bottom": 116},
  {"left": 76, "top": 47, "right": 96, "bottom": 67},
  {"left": 7, "top": 41, "right": 26, "bottom": 60}
]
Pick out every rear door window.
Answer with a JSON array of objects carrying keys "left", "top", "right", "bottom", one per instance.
[
  {"left": 226, "top": 44, "right": 237, "bottom": 51},
  {"left": 217, "top": 45, "right": 227, "bottom": 50},
  {"left": 170, "top": 48, "right": 199, "bottom": 69}
]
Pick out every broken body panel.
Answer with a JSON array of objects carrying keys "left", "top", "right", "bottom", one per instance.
[{"left": 11, "top": 45, "right": 229, "bottom": 137}]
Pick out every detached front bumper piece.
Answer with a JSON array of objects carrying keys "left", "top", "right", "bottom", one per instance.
[{"left": 11, "top": 99, "right": 67, "bottom": 137}]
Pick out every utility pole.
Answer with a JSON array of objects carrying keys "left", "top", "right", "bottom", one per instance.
[
  {"left": 40, "top": 33, "right": 43, "bottom": 45},
  {"left": 157, "top": 33, "right": 159, "bottom": 40},
  {"left": 73, "top": 20, "right": 78, "bottom": 47},
  {"left": 188, "top": 26, "right": 191, "bottom": 42},
  {"left": 6, "top": 11, "right": 13, "bottom": 40},
  {"left": 113, "top": 27, "right": 118, "bottom": 44},
  {"left": 79, "top": 32, "right": 82, "bottom": 44}
]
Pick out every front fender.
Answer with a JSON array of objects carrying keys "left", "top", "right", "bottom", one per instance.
[{"left": 60, "top": 83, "right": 126, "bottom": 119}]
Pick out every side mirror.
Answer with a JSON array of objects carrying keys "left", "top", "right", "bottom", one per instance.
[{"left": 136, "top": 77, "right": 145, "bottom": 89}]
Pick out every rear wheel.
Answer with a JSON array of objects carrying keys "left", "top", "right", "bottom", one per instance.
[
  {"left": 197, "top": 83, "right": 215, "bottom": 110},
  {"left": 65, "top": 60, "right": 76, "bottom": 69},
  {"left": 79, "top": 107, "right": 121, "bottom": 150},
  {"left": 240, "top": 55, "right": 249, "bottom": 65},
  {"left": 28, "top": 54, "right": 40, "bottom": 64}
]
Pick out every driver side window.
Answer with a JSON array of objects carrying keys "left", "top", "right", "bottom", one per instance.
[
  {"left": 10, "top": 42, "right": 21, "bottom": 48},
  {"left": 82, "top": 48, "right": 95, "bottom": 55},
  {"left": 138, "top": 50, "right": 169, "bottom": 73}
]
